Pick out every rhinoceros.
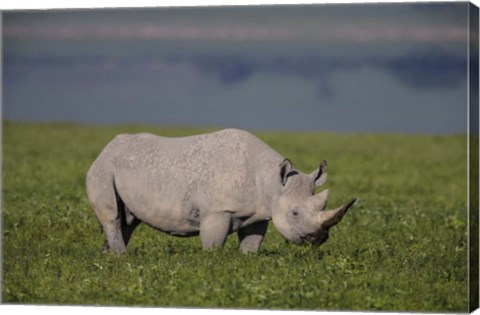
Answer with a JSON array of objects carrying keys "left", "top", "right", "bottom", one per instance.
[{"left": 86, "top": 128, "right": 356, "bottom": 254}]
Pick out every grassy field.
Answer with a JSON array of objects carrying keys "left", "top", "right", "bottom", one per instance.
[{"left": 1, "top": 122, "right": 469, "bottom": 311}]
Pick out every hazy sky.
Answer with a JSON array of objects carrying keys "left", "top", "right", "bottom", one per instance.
[{"left": 3, "top": 2, "right": 473, "bottom": 133}]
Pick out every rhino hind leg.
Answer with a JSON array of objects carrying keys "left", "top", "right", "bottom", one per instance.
[
  {"left": 99, "top": 207, "right": 127, "bottom": 253},
  {"left": 100, "top": 191, "right": 142, "bottom": 253},
  {"left": 87, "top": 171, "right": 141, "bottom": 253},
  {"left": 237, "top": 220, "right": 269, "bottom": 254}
]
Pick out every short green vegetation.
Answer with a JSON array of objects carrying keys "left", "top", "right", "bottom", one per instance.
[{"left": 2, "top": 122, "right": 468, "bottom": 311}]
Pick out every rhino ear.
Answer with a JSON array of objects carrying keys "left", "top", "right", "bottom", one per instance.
[
  {"left": 318, "top": 198, "right": 356, "bottom": 228},
  {"left": 310, "top": 160, "right": 328, "bottom": 187},
  {"left": 279, "top": 158, "right": 293, "bottom": 186}
]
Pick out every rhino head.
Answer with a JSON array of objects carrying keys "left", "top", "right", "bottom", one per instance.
[{"left": 271, "top": 159, "right": 356, "bottom": 246}]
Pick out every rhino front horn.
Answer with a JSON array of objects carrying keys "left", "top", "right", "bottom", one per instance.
[{"left": 318, "top": 198, "right": 357, "bottom": 228}]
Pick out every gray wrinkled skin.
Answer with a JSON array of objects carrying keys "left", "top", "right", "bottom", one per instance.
[{"left": 86, "top": 128, "right": 356, "bottom": 254}]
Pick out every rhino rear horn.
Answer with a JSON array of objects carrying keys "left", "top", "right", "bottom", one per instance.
[
  {"left": 312, "top": 189, "right": 329, "bottom": 211},
  {"left": 318, "top": 198, "right": 356, "bottom": 228}
]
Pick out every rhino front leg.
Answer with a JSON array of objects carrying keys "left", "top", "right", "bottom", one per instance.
[
  {"left": 200, "top": 212, "right": 232, "bottom": 250},
  {"left": 237, "top": 220, "right": 269, "bottom": 254}
]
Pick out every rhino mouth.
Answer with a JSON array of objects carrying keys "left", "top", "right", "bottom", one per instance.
[{"left": 300, "top": 231, "right": 329, "bottom": 246}]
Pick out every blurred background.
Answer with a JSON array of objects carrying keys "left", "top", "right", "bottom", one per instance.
[{"left": 2, "top": 2, "right": 471, "bottom": 134}]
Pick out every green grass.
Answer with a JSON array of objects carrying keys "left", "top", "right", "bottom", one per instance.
[{"left": 1, "top": 121, "right": 469, "bottom": 311}]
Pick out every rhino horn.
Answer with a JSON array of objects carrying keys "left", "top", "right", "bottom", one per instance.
[
  {"left": 318, "top": 198, "right": 356, "bottom": 228},
  {"left": 312, "top": 189, "right": 329, "bottom": 211}
]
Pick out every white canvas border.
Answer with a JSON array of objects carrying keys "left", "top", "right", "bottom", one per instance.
[{"left": 0, "top": 1, "right": 478, "bottom": 315}]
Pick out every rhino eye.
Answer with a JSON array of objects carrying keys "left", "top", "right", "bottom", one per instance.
[{"left": 291, "top": 209, "right": 299, "bottom": 217}]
